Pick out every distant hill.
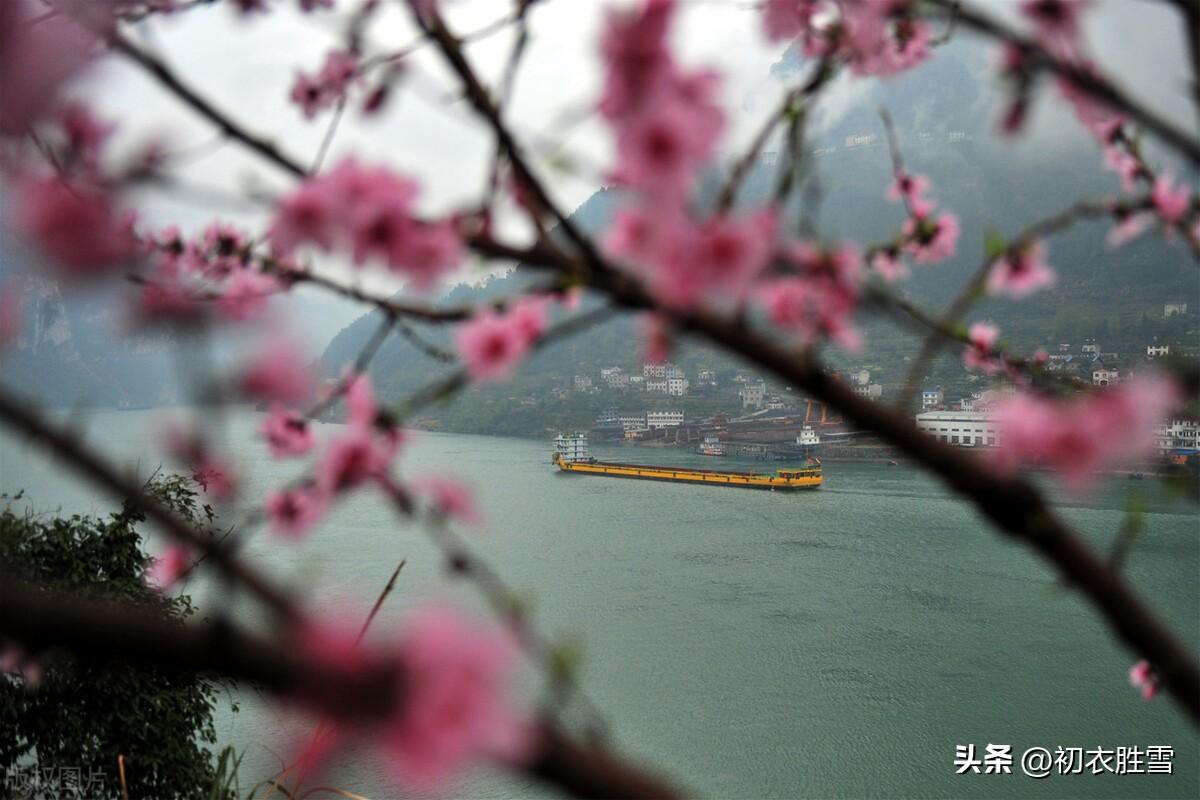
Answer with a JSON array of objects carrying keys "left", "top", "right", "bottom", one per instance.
[{"left": 318, "top": 42, "right": 1199, "bottom": 433}]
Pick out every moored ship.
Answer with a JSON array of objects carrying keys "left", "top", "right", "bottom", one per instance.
[
  {"left": 553, "top": 434, "right": 822, "bottom": 491},
  {"left": 698, "top": 436, "right": 726, "bottom": 456}
]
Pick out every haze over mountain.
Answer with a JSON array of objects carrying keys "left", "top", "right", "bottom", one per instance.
[{"left": 319, "top": 42, "right": 1197, "bottom": 432}]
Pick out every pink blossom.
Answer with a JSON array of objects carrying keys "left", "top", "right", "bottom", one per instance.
[
  {"left": 758, "top": 277, "right": 861, "bottom": 352},
  {"left": 193, "top": 457, "right": 237, "bottom": 501},
  {"left": 991, "top": 375, "right": 1181, "bottom": 491},
  {"left": 456, "top": 309, "right": 534, "bottom": 382},
  {"left": 508, "top": 296, "right": 548, "bottom": 346},
  {"left": 390, "top": 219, "right": 463, "bottom": 290},
  {"left": 597, "top": 0, "right": 676, "bottom": 122},
  {"left": 963, "top": 322, "right": 1001, "bottom": 374},
  {"left": 136, "top": 256, "right": 207, "bottom": 327},
  {"left": 886, "top": 170, "right": 931, "bottom": 212},
  {"left": 606, "top": 206, "right": 776, "bottom": 309},
  {"left": 345, "top": 373, "right": 379, "bottom": 427},
  {"left": 385, "top": 605, "right": 531, "bottom": 792},
  {"left": 239, "top": 340, "right": 314, "bottom": 406},
  {"left": 761, "top": 0, "right": 824, "bottom": 43},
  {"left": 412, "top": 476, "right": 483, "bottom": 526},
  {"left": 0, "top": 2, "right": 98, "bottom": 132},
  {"left": 290, "top": 50, "right": 359, "bottom": 119},
  {"left": 259, "top": 407, "right": 316, "bottom": 458},
  {"left": 147, "top": 544, "right": 191, "bottom": 590},
  {"left": 318, "top": 425, "right": 400, "bottom": 494},
  {"left": 217, "top": 269, "right": 280, "bottom": 321},
  {"left": 987, "top": 240, "right": 1056, "bottom": 297},
  {"left": 1150, "top": 173, "right": 1192, "bottom": 227},
  {"left": 848, "top": 12, "right": 931, "bottom": 77},
  {"left": 612, "top": 100, "right": 716, "bottom": 201},
  {"left": 758, "top": 242, "right": 863, "bottom": 351},
  {"left": 266, "top": 485, "right": 328, "bottom": 541},
  {"left": 1103, "top": 146, "right": 1140, "bottom": 193},
  {"left": 1128, "top": 660, "right": 1159, "bottom": 701},
  {"left": 1105, "top": 211, "right": 1152, "bottom": 249},
  {"left": 270, "top": 176, "right": 340, "bottom": 255},
  {"left": 293, "top": 603, "right": 531, "bottom": 794},
  {"left": 12, "top": 175, "right": 136, "bottom": 276},
  {"left": 57, "top": 102, "right": 115, "bottom": 172},
  {"left": 869, "top": 250, "right": 909, "bottom": 282},
  {"left": 1020, "top": 0, "right": 1091, "bottom": 55},
  {"left": 902, "top": 212, "right": 959, "bottom": 264}
]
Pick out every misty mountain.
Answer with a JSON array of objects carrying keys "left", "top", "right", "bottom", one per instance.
[{"left": 318, "top": 43, "right": 1196, "bottom": 420}]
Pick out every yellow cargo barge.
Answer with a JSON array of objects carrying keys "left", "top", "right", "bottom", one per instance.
[{"left": 552, "top": 434, "right": 822, "bottom": 491}]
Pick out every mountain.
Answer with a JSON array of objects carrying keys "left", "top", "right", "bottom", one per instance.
[{"left": 318, "top": 45, "right": 1197, "bottom": 435}]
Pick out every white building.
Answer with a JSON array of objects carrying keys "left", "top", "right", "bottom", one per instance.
[
  {"left": 629, "top": 375, "right": 645, "bottom": 390},
  {"left": 697, "top": 369, "right": 717, "bottom": 386},
  {"left": 740, "top": 380, "right": 766, "bottom": 409},
  {"left": 644, "top": 362, "right": 682, "bottom": 379},
  {"left": 1164, "top": 302, "right": 1188, "bottom": 317},
  {"left": 620, "top": 414, "right": 648, "bottom": 433},
  {"left": 645, "top": 378, "right": 669, "bottom": 394},
  {"left": 667, "top": 377, "right": 689, "bottom": 396},
  {"left": 921, "top": 386, "right": 944, "bottom": 410},
  {"left": 1156, "top": 417, "right": 1199, "bottom": 454},
  {"left": 1147, "top": 344, "right": 1170, "bottom": 358},
  {"left": 852, "top": 383, "right": 883, "bottom": 401},
  {"left": 1093, "top": 367, "right": 1120, "bottom": 386},
  {"left": 573, "top": 375, "right": 594, "bottom": 392},
  {"left": 915, "top": 411, "right": 1001, "bottom": 448},
  {"left": 600, "top": 367, "right": 629, "bottom": 388},
  {"left": 1081, "top": 340, "right": 1099, "bottom": 355},
  {"left": 646, "top": 410, "right": 684, "bottom": 429}
]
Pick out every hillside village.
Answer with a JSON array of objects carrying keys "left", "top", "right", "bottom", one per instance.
[{"left": 520, "top": 301, "right": 1199, "bottom": 464}]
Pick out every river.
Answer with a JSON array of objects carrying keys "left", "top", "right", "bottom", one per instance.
[{"left": 1, "top": 408, "right": 1197, "bottom": 799}]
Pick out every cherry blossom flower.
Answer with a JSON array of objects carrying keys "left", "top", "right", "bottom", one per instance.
[
  {"left": 987, "top": 240, "right": 1056, "bottom": 297},
  {"left": 345, "top": 373, "right": 379, "bottom": 427},
  {"left": 217, "top": 269, "right": 280, "bottom": 321},
  {"left": 12, "top": 175, "right": 136, "bottom": 276},
  {"left": 1020, "top": 0, "right": 1091, "bottom": 56},
  {"left": 290, "top": 50, "right": 359, "bottom": 119},
  {"left": 269, "top": 179, "right": 340, "bottom": 254},
  {"left": 259, "top": 407, "right": 316, "bottom": 458},
  {"left": 192, "top": 457, "right": 237, "bottom": 501},
  {"left": 1128, "top": 660, "right": 1159, "bottom": 701},
  {"left": 606, "top": 206, "right": 776, "bottom": 309},
  {"left": 318, "top": 425, "right": 397, "bottom": 493},
  {"left": 0, "top": 2, "right": 98, "bottom": 133},
  {"left": 1102, "top": 144, "right": 1141, "bottom": 192},
  {"left": 266, "top": 485, "right": 328, "bottom": 541},
  {"left": 902, "top": 212, "right": 959, "bottom": 264},
  {"left": 1105, "top": 210, "right": 1152, "bottom": 249},
  {"left": 293, "top": 603, "right": 531, "bottom": 794},
  {"left": 962, "top": 323, "right": 1001, "bottom": 374},
  {"left": 761, "top": 0, "right": 825, "bottom": 44},
  {"left": 869, "top": 250, "right": 909, "bottom": 282},
  {"left": 509, "top": 296, "right": 549, "bottom": 345},
  {"left": 456, "top": 308, "right": 536, "bottom": 382},
  {"left": 412, "top": 476, "right": 483, "bottom": 526},
  {"left": 147, "top": 544, "right": 191, "bottom": 590},
  {"left": 886, "top": 170, "right": 932, "bottom": 215},
  {"left": 385, "top": 605, "right": 531, "bottom": 792},
  {"left": 269, "top": 157, "right": 461, "bottom": 288},
  {"left": 757, "top": 241, "right": 862, "bottom": 351},
  {"left": 238, "top": 340, "right": 314, "bottom": 406},
  {"left": 1150, "top": 173, "right": 1192, "bottom": 228},
  {"left": 991, "top": 374, "right": 1181, "bottom": 491}
]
